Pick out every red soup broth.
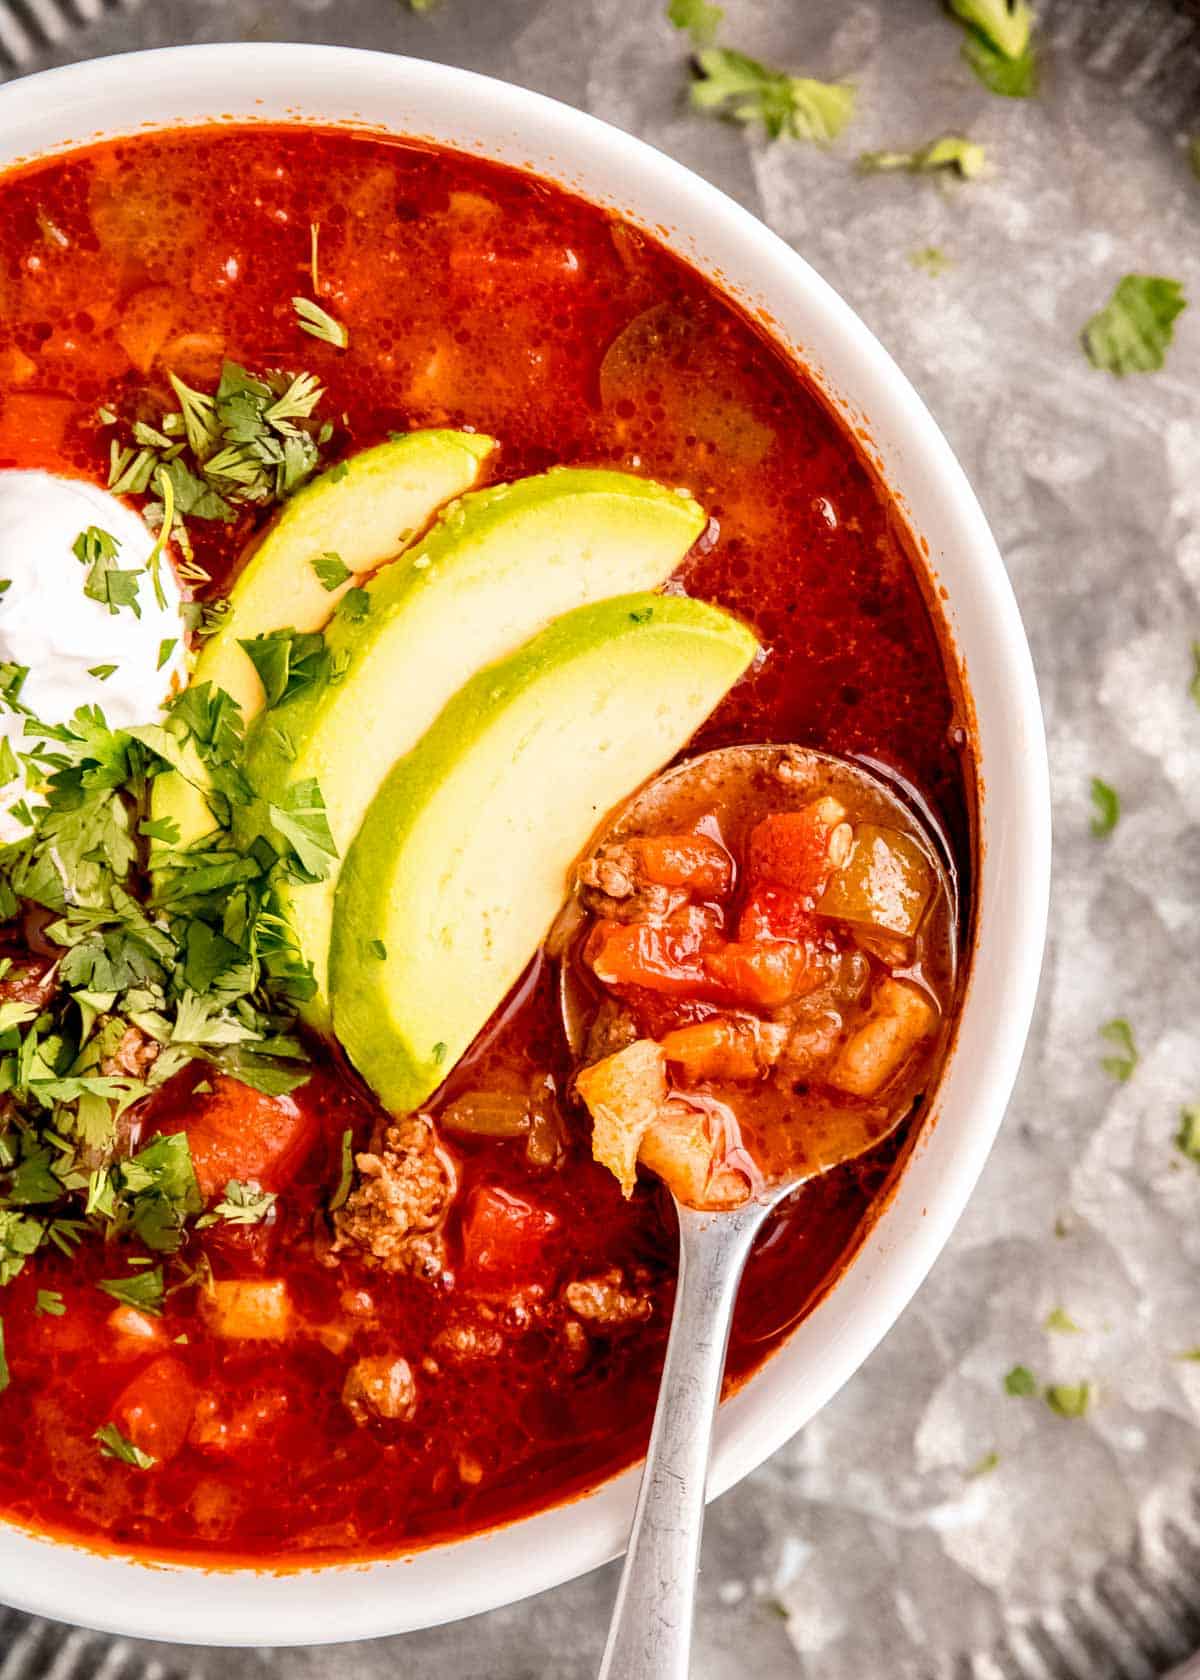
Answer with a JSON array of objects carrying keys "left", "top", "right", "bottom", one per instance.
[{"left": 0, "top": 125, "right": 974, "bottom": 1562}]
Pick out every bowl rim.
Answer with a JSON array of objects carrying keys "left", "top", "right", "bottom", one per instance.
[{"left": 0, "top": 40, "right": 1051, "bottom": 1647}]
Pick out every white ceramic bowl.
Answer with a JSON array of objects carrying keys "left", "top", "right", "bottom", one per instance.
[{"left": 0, "top": 43, "right": 1050, "bottom": 1647}]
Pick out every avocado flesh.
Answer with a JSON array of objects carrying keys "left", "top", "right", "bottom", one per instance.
[
  {"left": 330, "top": 591, "right": 759, "bottom": 1115},
  {"left": 243, "top": 468, "right": 707, "bottom": 1031},
  {"left": 152, "top": 430, "right": 496, "bottom": 847}
]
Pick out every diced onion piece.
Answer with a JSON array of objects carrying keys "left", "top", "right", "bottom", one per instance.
[
  {"left": 826, "top": 978, "right": 937, "bottom": 1097},
  {"left": 200, "top": 1278, "right": 294, "bottom": 1341},
  {"left": 440, "top": 1090, "right": 532, "bottom": 1139},
  {"left": 576, "top": 1039, "right": 667, "bottom": 1199},
  {"left": 817, "top": 824, "right": 934, "bottom": 938}
]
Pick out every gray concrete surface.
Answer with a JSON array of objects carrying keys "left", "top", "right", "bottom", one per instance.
[{"left": 3, "top": 1, "right": 1200, "bottom": 1675}]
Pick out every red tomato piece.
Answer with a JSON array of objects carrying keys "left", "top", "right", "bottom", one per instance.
[
  {"left": 702, "top": 939, "right": 817, "bottom": 1009},
  {"left": 460, "top": 1186, "right": 559, "bottom": 1285},
  {"left": 745, "top": 806, "right": 843, "bottom": 900},
  {"left": 112, "top": 1355, "right": 198, "bottom": 1465},
  {"left": 173, "top": 1074, "right": 319, "bottom": 1199},
  {"left": 585, "top": 906, "right": 722, "bottom": 997},
  {"left": 737, "top": 884, "right": 816, "bottom": 944},
  {"left": 624, "top": 835, "right": 733, "bottom": 897}
]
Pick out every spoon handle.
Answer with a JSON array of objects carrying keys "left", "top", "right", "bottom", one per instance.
[{"left": 597, "top": 1201, "right": 764, "bottom": 1680}]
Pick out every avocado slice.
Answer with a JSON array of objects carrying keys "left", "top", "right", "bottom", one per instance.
[
  {"left": 243, "top": 468, "right": 707, "bottom": 1030},
  {"left": 152, "top": 429, "right": 496, "bottom": 846},
  {"left": 329, "top": 591, "right": 759, "bottom": 1115}
]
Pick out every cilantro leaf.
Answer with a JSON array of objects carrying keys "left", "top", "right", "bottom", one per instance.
[
  {"left": 1176, "top": 1105, "right": 1200, "bottom": 1163},
  {"left": 1044, "top": 1306, "right": 1081, "bottom": 1334},
  {"left": 337, "top": 588, "right": 370, "bottom": 625},
  {"left": 1082, "top": 276, "right": 1187, "bottom": 376},
  {"left": 74, "top": 527, "right": 143, "bottom": 619},
  {"left": 1003, "top": 1364, "right": 1037, "bottom": 1396},
  {"left": 198, "top": 1179, "right": 277, "bottom": 1227},
  {"left": 1045, "top": 1382, "right": 1091, "bottom": 1419},
  {"left": 239, "top": 630, "right": 326, "bottom": 708},
  {"left": 313, "top": 553, "right": 351, "bottom": 591},
  {"left": 95, "top": 1421, "right": 156, "bottom": 1469},
  {"left": 948, "top": 0, "right": 1036, "bottom": 97},
  {"left": 858, "top": 136, "right": 985, "bottom": 179},
  {"left": 34, "top": 1289, "right": 64, "bottom": 1317},
  {"left": 1089, "top": 776, "right": 1119, "bottom": 838},
  {"left": 667, "top": 0, "right": 723, "bottom": 45},
  {"left": 690, "top": 49, "right": 855, "bottom": 143},
  {"left": 292, "top": 297, "right": 349, "bottom": 350},
  {"left": 268, "top": 778, "right": 338, "bottom": 881},
  {"left": 330, "top": 1127, "right": 355, "bottom": 1212},
  {"left": 97, "top": 1264, "right": 164, "bottom": 1315},
  {"left": 1099, "top": 1017, "right": 1138, "bottom": 1083}
]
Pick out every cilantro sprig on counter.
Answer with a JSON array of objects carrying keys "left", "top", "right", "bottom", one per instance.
[
  {"left": 690, "top": 50, "right": 855, "bottom": 142},
  {"left": 947, "top": 0, "right": 1038, "bottom": 98},
  {"left": 1082, "top": 276, "right": 1188, "bottom": 376}
]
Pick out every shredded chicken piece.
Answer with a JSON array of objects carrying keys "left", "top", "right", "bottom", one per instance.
[
  {"left": 342, "top": 1355, "right": 417, "bottom": 1426},
  {"left": 332, "top": 1115, "right": 456, "bottom": 1279},
  {"left": 564, "top": 1266, "right": 653, "bottom": 1326}
]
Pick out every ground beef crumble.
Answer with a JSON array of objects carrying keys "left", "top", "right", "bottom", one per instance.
[{"left": 331, "top": 1115, "right": 455, "bottom": 1279}]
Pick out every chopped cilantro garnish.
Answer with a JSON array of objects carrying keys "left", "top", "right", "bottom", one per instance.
[
  {"left": 337, "top": 587, "right": 370, "bottom": 624},
  {"left": 97, "top": 1264, "right": 165, "bottom": 1315},
  {"left": 1099, "top": 1017, "right": 1138, "bottom": 1083},
  {"left": 1003, "top": 1364, "right": 1037, "bottom": 1397},
  {"left": 74, "top": 527, "right": 143, "bottom": 619},
  {"left": 667, "top": 0, "right": 723, "bottom": 45},
  {"left": 432, "top": 1040, "right": 448, "bottom": 1064},
  {"left": 1082, "top": 276, "right": 1187, "bottom": 376},
  {"left": 366, "top": 939, "right": 387, "bottom": 961},
  {"left": 1044, "top": 1382, "right": 1091, "bottom": 1419},
  {"left": 198, "top": 1179, "right": 277, "bottom": 1227},
  {"left": 239, "top": 629, "right": 326, "bottom": 708},
  {"left": 1089, "top": 777, "right": 1119, "bottom": 838},
  {"left": 292, "top": 296, "right": 349, "bottom": 350},
  {"left": 314, "top": 552, "right": 351, "bottom": 591},
  {"left": 1190, "top": 642, "right": 1200, "bottom": 707},
  {"left": 690, "top": 48, "right": 855, "bottom": 142},
  {"left": 88, "top": 664, "right": 117, "bottom": 681},
  {"left": 1044, "top": 1306, "right": 1081, "bottom": 1334},
  {"left": 330, "top": 1128, "right": 355, "bottom": 1212},
  {"left": 910, "top": 246, "right": 953, "bottom": 276},
  {"left": 267, "top": 778, "right": 338, "bottom": 881},
  {"left": 157, "top": 638, "right": 177, "bottom": 672},
  {"left": 948, "top": 0, "right": 1036, "bottom": 97},
  {"left": 1176, "top": 1105, "right": 1200, "bottom": 1163},
  {"left": 858, "top": 136, "right": 985, "bottom": 179},
  {"left": 34, "top": 1289, "right": 64, "bottom": 1317},
  {"left": 0, "top": 738, "right": 18, "bottom": 785},
  {"left": 95, "top": 1421, "right": 155, "bottom": 1469},
  {"left": 0, "top": 580, "right": 10, "bottom": 598}
]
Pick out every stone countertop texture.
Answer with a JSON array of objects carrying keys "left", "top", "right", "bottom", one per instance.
[{"left": 4, "top": 1, "right": 1200, "bottom": 1676}]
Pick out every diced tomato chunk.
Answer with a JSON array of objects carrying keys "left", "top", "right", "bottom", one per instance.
[
  {"left": 737, "top": 884, "right": 815, "bottom": 944},
  {"left": 173, "top": 1074, "right": 318, "bottom": 1199},
  {"left": 585, "top": 906, "right": 720, "bottom": 998},
  {"left": 112, "top": 1355, "right": 197, "bottom": 1465},
  {"left": 624, "top": 834, "right": 732, "bottom": 897},
  {"left": 702, "top": 940, "right": 818, "bottom": 1009},
  {"left": 460, "top": 1186, "right": 558, "bottom": 1285},
  {"left": 745, "top": 802, "right": 848, "bottom": 900}
]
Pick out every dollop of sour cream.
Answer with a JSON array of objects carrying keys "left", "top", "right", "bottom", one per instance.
[{"left": 0, "top": 470, "right": 188, "bottom": 831}]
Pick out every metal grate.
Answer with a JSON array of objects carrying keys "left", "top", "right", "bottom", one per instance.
[{"left": 0, "top": 0, "right": 142, "bottom": 78}]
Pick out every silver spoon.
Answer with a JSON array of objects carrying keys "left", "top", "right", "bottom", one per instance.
[{"left": 558, "top": 744, "right": 957, "bottom": 1680}]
